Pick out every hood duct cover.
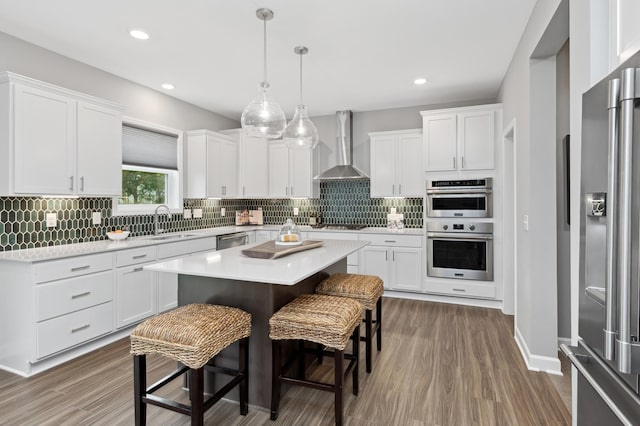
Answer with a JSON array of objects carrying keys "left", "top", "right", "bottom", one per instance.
[{"left": 314, "top": 110, "right": 368, "bottom": 180}]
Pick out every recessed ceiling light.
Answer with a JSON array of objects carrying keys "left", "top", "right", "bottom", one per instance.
[
  {"left": 414, "top": 78, "right": 427, "bottom": 85},
  {"left": 129, "top": 29, "right": 149, "bottom": 40},
  {"left": 161, "top": 83, "right": 175, "bottom": 90}
]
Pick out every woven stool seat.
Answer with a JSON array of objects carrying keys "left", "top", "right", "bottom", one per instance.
[
  {"left": 130, "top": 304, "right": 251, "bottom": 369},
  {"left": 316, "top": 273, "right": 384, "bottom": 310},
  {"left": 269, "top": 294, "right": 362, "bottom": 351}
]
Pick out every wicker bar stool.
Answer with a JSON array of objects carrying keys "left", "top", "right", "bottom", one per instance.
[
  {"left": 316, "top": 273, "right": 384, "bottom": 373},
  {"left": 130, "top": 304, "right": 251, "bottom": 426},
  {"left": 269, "top": 294, "right": 362, "bottom": 426}
]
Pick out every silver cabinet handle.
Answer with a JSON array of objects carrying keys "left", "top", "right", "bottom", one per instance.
[
  {"left": 243, "top": 186, "right": 245, "bottom": 196},
  {"left": 384, "top": 240, "right": 396, "bottom": 243},
  {"left": 290, "top": 186, "right": 294, "bottom": 196},
  {"left": 124, "top": 267, "right": 145, "bottom": 275},
  {"left": 462, "top": 156, "right": 465, "bottom": 169},
  {"left": 604, "top": 77, "right": 620, "bottom": 361},
  {"left": 399, "top": 184, "right": 402, "bottom": 195},
  {"left": 453, "top": 157, "right": 456, "bottom": 169},
  {"left": 452, "top": 288, "right": 466, "bottom": 292},
  {"left": 70, "top": 265, "right": 91, "bottom": 272},
  {"left": 71, "top": 291, "right": 91, "bottom": 299},
  {"left": 617, "top": 67, "right": 636, "bottom": 374},
  {"left": 132, "top": 254, "right": 147, "bottom": 260},
  {"left": 385, "top": 250, "right": 388, "bottom": 261},
  {"left": 69, "top": 176, "right": 74, "bottom": 191},
  {"left": 80, "top": 176, "right": 85, "bottom": 191},
  {"left": 285, "top": 186, "right": 289, "bottom": 196},
  {"left": 392, "top": 184, "right": 395, "bottom": 195},
  {"left": 392, "top": 250, "right": 395, "bottom": 261},
  {"left": 71, "top": 324, "right": 90, "bottom": 333}
]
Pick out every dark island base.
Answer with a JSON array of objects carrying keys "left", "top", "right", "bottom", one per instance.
[{"left": 178, "top": 258, "right": 347, "bottom": 410}]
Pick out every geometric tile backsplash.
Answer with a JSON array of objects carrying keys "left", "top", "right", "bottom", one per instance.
[{"left": 0, "top": 180, "right": 423, "bottom": 251}]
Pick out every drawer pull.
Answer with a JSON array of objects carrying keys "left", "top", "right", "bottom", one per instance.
[
  {"left": 452, "top": 288, "right": 466, "bottom": 292},
  {"left": 124, "top": 267, "right": 145, "bottom": 275},
  {"left": 70, "top": 265, "right": 91, "bottom": 272},
  {"left": 71, "top": 324, "right": 90, "bottom": 333},
  {"left": 132, "top": 254, "right": 148, "bottom": 260},
  {"left": 384, "top": 240, "right": 396, "bottom": 243},
  {"left": 71, "top": 291, "right": 91, "bottom": 299}
]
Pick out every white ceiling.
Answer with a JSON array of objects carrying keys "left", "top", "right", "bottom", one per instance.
[{"left": 0, "top": 0, "right": 536, "bottom": 120}]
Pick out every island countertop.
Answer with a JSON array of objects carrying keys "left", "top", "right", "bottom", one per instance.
[{"left": 143, "top": 239, "right": 369, "bottom": 285}]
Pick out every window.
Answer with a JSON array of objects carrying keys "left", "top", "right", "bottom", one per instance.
[{"left": 112, "top": 119, "right": 183, "bottom": 215}]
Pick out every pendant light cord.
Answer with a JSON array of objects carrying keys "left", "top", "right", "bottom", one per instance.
[
  {"left": 299, "top": 52, "right": 303, "bottom": 105},
  {"left": 263, "top": 17, "right": 268, "bottom": 82}
]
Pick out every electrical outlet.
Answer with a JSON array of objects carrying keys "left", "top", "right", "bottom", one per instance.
[
  {"left": 523, "top": 214, "right": 529, "bottom": 231},
  {"left": 92, "top": 211, "right": 102, "bottom": 225},
  {"left": 293, "top": 207, "right": 299, "bottom": 216},
  {"left": 193, "top": 208, "right": 203, "bottom": 219},
  {"left": 183, "top": 209, "right": 192, "bottom": 219},
  {"left": 221, "top": 208, "right": 226, "bottom": 217},
  {"left": 390, "top": 207, "right": 397, "bottom": 214},
  {"left": 46, "top": 213, "right": 57, "bottom": 228}
]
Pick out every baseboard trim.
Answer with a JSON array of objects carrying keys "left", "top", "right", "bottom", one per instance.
[
  {"left": 384, "top": 290, "right": 503, "bottom": 310},
  {"left": 515, "top": 326, "right": 562, "bottom": 375}
]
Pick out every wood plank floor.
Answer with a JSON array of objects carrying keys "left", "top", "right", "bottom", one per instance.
[{"left": 0, "top": 298, "right": 571, "bottom": 425}]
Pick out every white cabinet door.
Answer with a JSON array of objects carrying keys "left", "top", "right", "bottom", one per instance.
[
  {"left": 360, "top": 246, "right": 390, "bottom": 289},
  {"left": 396, "top": 134, "right": 423, "bottom": 197},
  {"left": 13, "top": 84, "right": 76, "bottom": 195},
  {"left": 205, "top": 136, "right": 224, "bottom": 198},
  {"left": 390, "top": 247, "right": 423, "bottom": 291},
  {"left": 370, "top": 135, "right": 396, "bottom": 197},
  {"left": 76, "top": 102, "right": 122, "bottom": 196},
  {"left": 116, "top": 264, "right": 156, "bottom": 328},
  {"left": 290, "top": 147, "right": 312, "bottom": 197},
  {"left": 186, "top": 133, "right": 207, "bottom": 198},
  {"left": 220, "top": 138, "right": 238, "bottom": 197},
  {"left": 157, "top": 272, "right": 178, "bottom": 313},
  {"left": 424, "top": 114, "right": 457, "bottom": 172},
  {"left": 458, "top": 110, "right": 494, "bottom": 170},
  {"left": 255, "top": 230, "right": 272, "bottom": 243},
  {"left": 269, "top": 142, "right": 289, "bottom": 197},
  {"left": 239, "top": 135, "right": 269, "bottom": 197}
]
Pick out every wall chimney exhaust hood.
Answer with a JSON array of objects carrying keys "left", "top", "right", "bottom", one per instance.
[{"left": 314, "top": 110, "right": 368, "bottom": 181}]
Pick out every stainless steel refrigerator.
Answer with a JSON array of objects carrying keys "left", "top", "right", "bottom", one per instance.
[{"left": 562, "top": 51, "right": 640, "bottom": 424}]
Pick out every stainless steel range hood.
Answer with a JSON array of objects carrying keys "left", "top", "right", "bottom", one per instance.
[{"left": 314, "top": 110, "right": 368, "bottom": 180}]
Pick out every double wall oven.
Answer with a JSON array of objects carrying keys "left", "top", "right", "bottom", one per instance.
[{"left": 425, "top": 178, "right": 494, "bottom": 282}]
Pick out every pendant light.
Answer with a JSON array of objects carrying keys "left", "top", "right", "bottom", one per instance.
[
  {"left": 241, "top": 8, "right": 286, "bottom": 139},
  {"left": 283, "top": 46, "right": 319, "bottom": 149}
]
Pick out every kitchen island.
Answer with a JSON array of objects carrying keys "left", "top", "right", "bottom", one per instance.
[{"left": 143, "top": 239, "right": 369, "bottom": 409}]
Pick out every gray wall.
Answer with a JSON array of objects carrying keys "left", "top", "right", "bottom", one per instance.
[
  {"left": 0, "top": 31, "right": 238, "bottom": 131},
  {"left": 556, "top": 40, "right": 571, "bottom": 340}
]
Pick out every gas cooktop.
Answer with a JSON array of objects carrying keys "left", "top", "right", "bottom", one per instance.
[{"left": 313, "top": 224, "right": 367, "bottom": 230}]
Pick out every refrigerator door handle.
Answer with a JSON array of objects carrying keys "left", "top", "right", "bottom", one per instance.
[
  {"left": 604, "top": 78, "right": 620, "bottom": 361},
  {"left": 616, "top": 68, "right": 636, "bottom": 374},
  {"left": 561, "top": 343, "right": 637, "bottom": 426}
]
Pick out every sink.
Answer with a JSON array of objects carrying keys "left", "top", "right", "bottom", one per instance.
[{"left": 148, "top": 233, "right": 199, "bottom": 241}]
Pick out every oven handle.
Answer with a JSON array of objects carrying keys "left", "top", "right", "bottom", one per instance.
[
  {"left": 426, "top": 188, "right": 492, "bottom": 195},
  {"left": 426, "top": 232, "right": 493, "bottom": 240}
]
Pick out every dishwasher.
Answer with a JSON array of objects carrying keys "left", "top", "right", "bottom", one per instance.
[{"left": 216, "top": 232, "right": 249, "bottom": 250}]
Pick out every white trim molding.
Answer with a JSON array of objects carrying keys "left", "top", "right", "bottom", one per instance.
[{"left": 515, "top": 326, "right": 562, "bottom": 375}]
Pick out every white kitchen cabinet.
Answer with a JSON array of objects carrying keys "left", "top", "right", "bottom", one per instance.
[
  {"left": 268, "top": 141, "right": 315, "bottom": 198},
  {"left": 222, "top": 129, "right": 269, "bottom": 198},
  {"left": 0, "top": 72, "right": 123, "bottom": 196},
  {"left": 369, "top": 129, "right": 423, "bottom": 197},
  {"left": 255, "top": 230, "right": 278, "bottom": 242},
  {"left": 115, "top": 246, "right": 157, "bottom": 328},
  {"left": 421, "top": 104, "right": 500, "bottom": 172},
  {"left": 186, "top": 130, "right": 237, "bottom": 198},
  {"left": 359, "top": 234, "right": 423, "bottom": 291},
  {"left": 309, "top": 231, "right": 359, "bottom": 273}
]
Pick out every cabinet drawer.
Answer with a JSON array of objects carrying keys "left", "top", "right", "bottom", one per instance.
[
  {"left": 36, "top": 253, "right": 113, "bottom": 283},
  {"left": 424, "top": 280, "right": 496, "bottom": 299},
  {"left": 116, "top": 246, "right": 157, "bottom": 267},
  {"left": 36, "top": 270, "right": 114, "bottom": 321},
  {"left": 36, "top": 302, "right": 114, "bottom": 359},
  {"left": 360, "top": 234, "right": 422, "bottom": 248},
  {"left": 157, "top": 238, "right": 216, "bottom": 259}
]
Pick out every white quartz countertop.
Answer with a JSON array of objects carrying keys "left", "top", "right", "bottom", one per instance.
[
  {"left": 0, "top": 225, "right": 421, "bottom": 262},
  {"left": 144, "top": 239, "right": 369, "bottom": 286}
]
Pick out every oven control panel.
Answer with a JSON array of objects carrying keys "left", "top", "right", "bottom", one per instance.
[{"left": 427, "top": 222, "right": 493, "bottom": 234}]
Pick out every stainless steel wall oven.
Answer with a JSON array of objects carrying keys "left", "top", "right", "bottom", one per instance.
[
  {"left": 426, "top": 222, "right": 493, "bottom": 281},
  {"left": 426, "top": 178, "right": 493, "bottom": 218}
]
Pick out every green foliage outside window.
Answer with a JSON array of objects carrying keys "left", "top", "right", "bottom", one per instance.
[{"left": 120, "top": 170, "right": 167, "bottom": 204}]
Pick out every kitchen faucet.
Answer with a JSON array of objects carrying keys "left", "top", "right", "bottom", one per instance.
[{"left": 154, "top": 204, "right": 172, "bottom": 235}]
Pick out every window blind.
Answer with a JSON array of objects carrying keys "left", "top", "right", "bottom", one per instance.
[{"left": 122, "top": 125, "right": 178, "bottom": 170}]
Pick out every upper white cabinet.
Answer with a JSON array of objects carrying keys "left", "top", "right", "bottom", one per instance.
[
  {"left": 222, "top": 129, "right": 269, "bottom": 198},
  {"left": 421, "top": 104, "right": 501, "bottom": 172},
  {"left": 369, "top": 129, "right": 423, "bottom": 197},
  {"left": 186, "top": 130, "right": 237, "bottom": 198},
  {"left": 0, "top": 72, "right": 123, "bottom": 196},
  {"left": 268, "top": 141, "right": 315, "bottom": 198}
]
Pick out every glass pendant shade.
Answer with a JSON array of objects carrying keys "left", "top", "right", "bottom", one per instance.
[
  {"left": 241, "top": 81, "right": 286, "bottom": 139},
  {"left": 284, "top": 104, "right": 319, "bottom": 149}
]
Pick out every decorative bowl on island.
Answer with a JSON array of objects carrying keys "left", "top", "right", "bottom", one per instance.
[{"left": 107, "top": 230, "right": 130, "bottom": 241}]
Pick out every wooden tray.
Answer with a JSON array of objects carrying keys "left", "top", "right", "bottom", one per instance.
[{"left": 241, "top": 240, "right": 324, "bottom": 259}]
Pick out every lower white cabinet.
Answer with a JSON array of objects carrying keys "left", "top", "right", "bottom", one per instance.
[
  {"left": 310, "top": 231, "right": 359, "bottom": 273},
  {"left": 116, "top": 262, "right": 156, "bottom": 328},
  {"left": 359, "top": 234, "right": 423, "bottom": 291},
  {"left": 255, "top": 230, "right": 278, "bottom": 242}
]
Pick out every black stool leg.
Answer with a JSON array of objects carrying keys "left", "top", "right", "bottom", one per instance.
[
  {"left": 365, "top": 309, "right": 373, "bottom": 373},
  {"left": 239, "top": 337, "right": 249, "bottom": 415},
  {"left": 334, "top": 348, "right": 344, "bottom": 426},
  {"left": 376, "top": 298, "right": 382, "bottom": 351},
  {"left": 190, "top": 367, "right": 204, "bottom": 426},
  {"left": 270, "top": 340, "right": 282, "bottom": 421},
  {"left": 353, "top": 325, "right": 360, "bottom": 396},
  {"left": 316, "top": 343, "right": 324, "bottom": 365},
  {"left": 133, "top": 355, "right": 147, "bottom": 426},
  {"left": 298, "top": 340, "right": 306, "bottom": 379}
]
